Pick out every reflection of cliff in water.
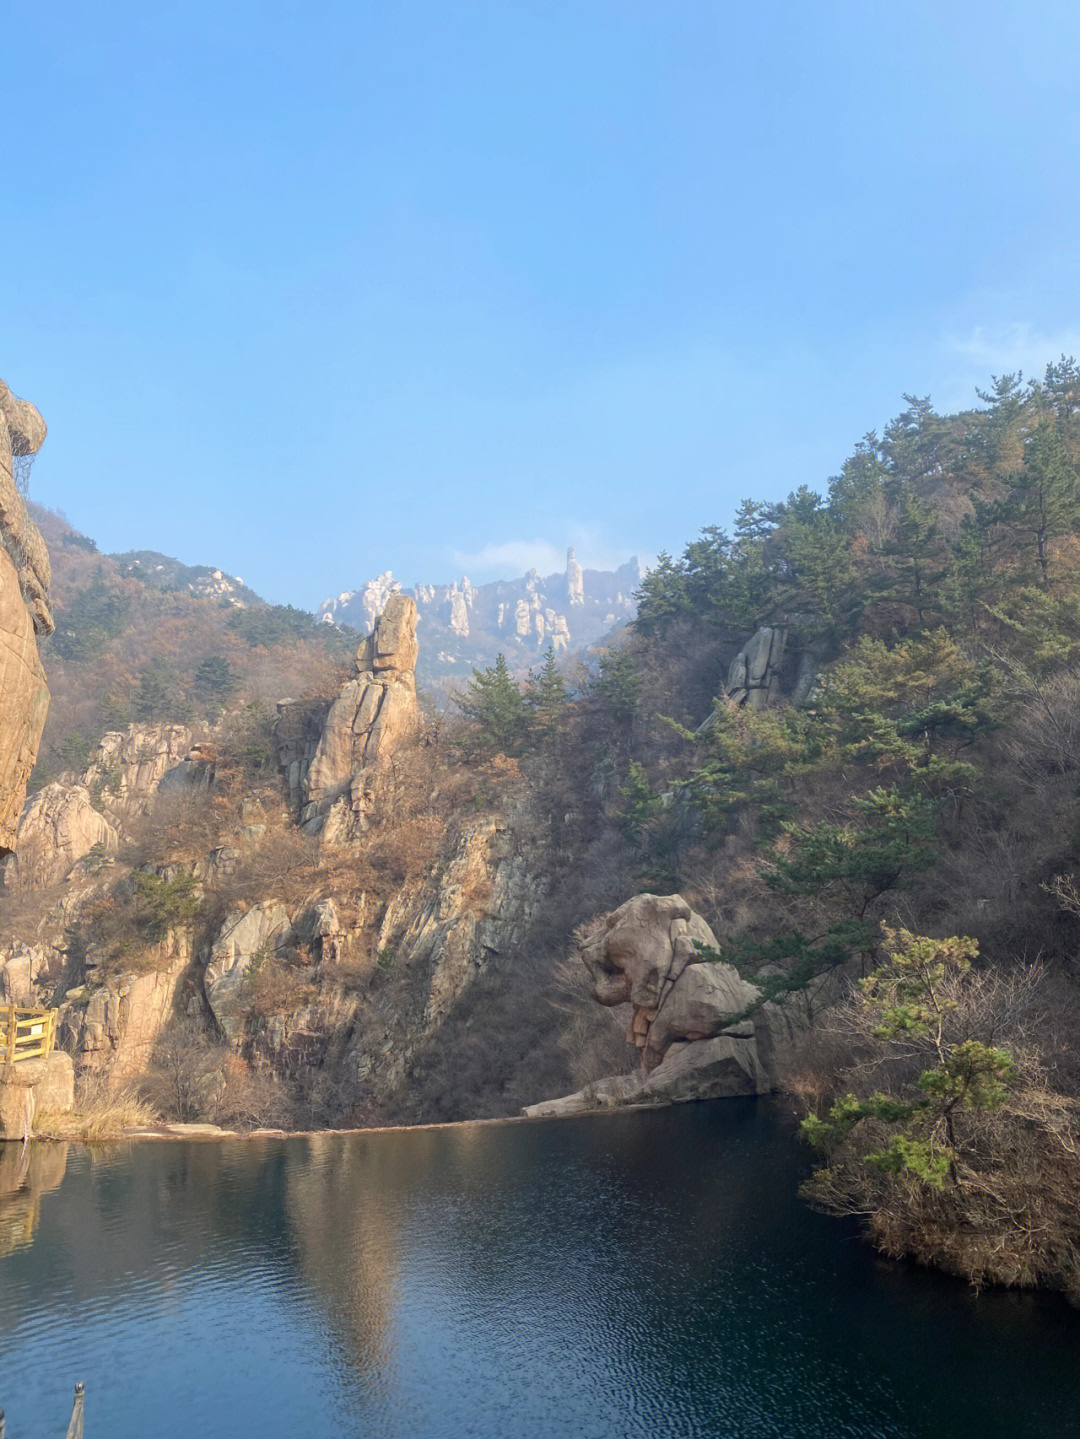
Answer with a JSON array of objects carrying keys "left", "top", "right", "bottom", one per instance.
[
  {"left": 284, "top": 1134, "right": 402, "bottom": 1386},
  {"left": 0, "top": 1142, "right": 68, "bottom": 1259}
]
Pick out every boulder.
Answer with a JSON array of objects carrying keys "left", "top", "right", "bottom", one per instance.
[
  {"left": 527, "top": 892, "right": 798, "bottom": 1118},
  {"left": 31, "top": 1050, "right": 74, "bottom": 1114},
  {"left": 523, "top": 1034, "right": 767, "bottom": 1119},
  {"left": 581, "top": 892, "right": 760, "bottom": 1072},
  {"left": 10, "top": 782, "right": 118, "bottom": 886}
]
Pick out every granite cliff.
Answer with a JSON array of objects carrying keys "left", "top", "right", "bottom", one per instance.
[{"left": 0, "top": 380, "right": 52, "bottom": 857}]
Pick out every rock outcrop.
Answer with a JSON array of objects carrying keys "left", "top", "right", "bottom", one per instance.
[
  {"left": 85, "top": 723, "right": 194, "bottom": 815},
  {"left": 726, "top": 626, "right": 788, "bottom": 710},
  {"left": 0, "top": 379, "right": 51, "bottom": 857},
  {"left": 375, "top": 816, "right": 541, "bottom": 1030},
  {"left": 61, "top": 931, "right": 193, "bottom": 1081},
  {"left": 722, "top": 625, "right": 826, "bottom": 712},
  {"left": 9, "top": 783, "right": 118, "bottom": 887},
  {"left": 299, "top": 594, "right": 420, "bottom": 835},
  {"left": 204, "top": 902, "right": 291, "bottom": 1043},
  {"left": 525, "top": 893, "right": 783, "bottom": 1118}
]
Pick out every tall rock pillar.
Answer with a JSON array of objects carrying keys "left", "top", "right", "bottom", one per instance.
[{"left": 0, "top": 379, "right": 52, "bottom": 857}]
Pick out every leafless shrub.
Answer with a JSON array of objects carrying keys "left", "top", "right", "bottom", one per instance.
[
  {"left": 142, "top": 1019, "right": 295, "bottom": 1128},
  {"left": 550, "top": 950, "right": 633, "bottom": 1090}
]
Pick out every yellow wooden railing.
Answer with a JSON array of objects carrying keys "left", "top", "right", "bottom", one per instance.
[{"left": 0, "top": 1005, "right": 57, "bottom": 1066}]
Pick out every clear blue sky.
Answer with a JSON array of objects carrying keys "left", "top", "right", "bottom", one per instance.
[{"left": 5, "top": 1, "right": 1080, "bottom": 608}]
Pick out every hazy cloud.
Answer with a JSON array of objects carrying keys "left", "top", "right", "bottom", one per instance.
[
  {"left": 450, "top": 539, "right": 567, "bottom": 576},
  {"left": 449, "top": 527, "right": 651, "bottom": 580},
  {"left": 937, "top": 324, "right": 1080, "bottom": 409}
]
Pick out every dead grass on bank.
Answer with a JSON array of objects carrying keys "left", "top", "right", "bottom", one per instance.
[{"left": 33, "top": 1079, "right": 159, "bottom": 1142}]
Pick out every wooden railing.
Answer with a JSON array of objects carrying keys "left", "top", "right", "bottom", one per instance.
[{"left": 0, "top": 1005, "right": 57, "bottom": 1066}]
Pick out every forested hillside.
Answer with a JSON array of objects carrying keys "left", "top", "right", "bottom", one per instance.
[
  {"left": 456, "top": 361, "right": 1080, "bottom": 1296},
  {"left": 27, "top": 504, "right": 356, "bottom": 791},
  {"left": 7, "top": 365, "right": 1080, "bottom": 1298},
  {"left": 596, "top": 364, "right": 1080, "bottom": 1297}
]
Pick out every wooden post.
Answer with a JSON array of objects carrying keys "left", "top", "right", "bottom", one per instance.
[
  {"left": 65, "top": 1382, "right": 85, "bottom": 1439},
  {"left": 4, "top": 1005, "right": 14, "bottom": 1066}
]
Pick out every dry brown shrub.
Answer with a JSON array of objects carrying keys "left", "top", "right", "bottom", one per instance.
[
  {"left": 364, "top": 814, "right": 446, "bottom": 888},
  {"left": 243, "top": 958, "right": 318, "bottom": 1021},
  {"left": 142, "top": 1020, "right": 295, "bottom": 1127},
  {"left": 550, "top": 948, "right": 634, "bottom": 1091},
  {"left": 35, "top": 1072, "right": 158, "bottom": 1140},
  {"left": 795, "top": 961, "right": 1080, "bottom": 1300}
]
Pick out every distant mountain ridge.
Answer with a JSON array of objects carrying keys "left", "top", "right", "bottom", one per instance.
[{"left": 319, "top": 547, "right": 642, "bottom": 680}]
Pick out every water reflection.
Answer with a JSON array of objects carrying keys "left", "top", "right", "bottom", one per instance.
[
  {"left": 0, "top": 1141, "right": 68, "bottom": 1259},
  {"left": 1, "top": 1105, "right": 1079, "bottom": 1439}
]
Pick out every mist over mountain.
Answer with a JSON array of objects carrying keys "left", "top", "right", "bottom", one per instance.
[{"left": 320, "top": 547, "right": 642, "bottom": 682}]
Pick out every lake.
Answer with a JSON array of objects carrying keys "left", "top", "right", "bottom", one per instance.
[{"left": 1, "top": 1100, "right": 1078, "bottom": 1438}]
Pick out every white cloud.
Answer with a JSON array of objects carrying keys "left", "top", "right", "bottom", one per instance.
[
  {"left": 938, "top": 324, "right": 1080, "bottom": 409},
  {"left": 449, "top": 539, "right": 567, "bottom": 576},
  {"left": 449, "top": 528, "right": 650, "bottom": 580}
]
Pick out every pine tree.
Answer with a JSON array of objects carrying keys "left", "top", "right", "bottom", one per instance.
[
  {"left": 456, "top": 653, "right": 529, "bottom": 755},
  {"left": 875, "top": 488, "right": 948, "bottom": 626},
  {"left": 1000, "top": 419, "right": 1080, "bottom": 583},
  {"left": 194, "top": 656, "right": 240, "bottom": 717},
  {"left": 525, "top": 645, "right": 568, "bottom": 743}
]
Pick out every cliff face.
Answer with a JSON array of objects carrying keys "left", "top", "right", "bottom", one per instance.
[
  {"left": 0, "top": 380, "right": 51, "bottom": 857},
  {"left": 0, "top": 594, "right": 559, "bottom": 1126}
]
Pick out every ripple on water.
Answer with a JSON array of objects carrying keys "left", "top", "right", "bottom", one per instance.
[{"left": 1, "top": 1105, "right": 1079, "bottom": 1439}]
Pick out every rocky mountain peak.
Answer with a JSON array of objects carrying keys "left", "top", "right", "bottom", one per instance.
[{"left": 318, "top": 550, "right": 642, "bottom": 683}]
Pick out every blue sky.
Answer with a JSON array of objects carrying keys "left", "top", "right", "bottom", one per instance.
[{"left": 5, "top": 1, "right": 1080, "bottom": 608}]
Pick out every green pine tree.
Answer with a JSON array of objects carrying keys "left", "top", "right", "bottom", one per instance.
[
  {"left": 456, "top": 653, "right": 529, "bottom": 755},
  {"left": 525, "top": 645, "right": 569, "bottom": 743}
]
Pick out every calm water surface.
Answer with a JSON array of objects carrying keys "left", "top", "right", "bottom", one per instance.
[{"left": 0, "top": 1100, "right": 1078, "bottom": 1438}]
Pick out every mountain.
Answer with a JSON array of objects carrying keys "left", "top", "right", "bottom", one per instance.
[
  {"left": 8, "top": 371, "right": 1080, "bottom": 1302},
  {"left": 319, "top": 548, "right": 642, "bottom": 682}
]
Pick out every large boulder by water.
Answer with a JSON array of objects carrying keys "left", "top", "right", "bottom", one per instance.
[
  {"left": 581, "top": 893, "right": 761, "bottom": 1073},
  {"left": 525, "top": 892, "right": 796, "bottom": 1119},
  {"left": 0, "top": 1060, "right": 43, "bottom": 1140}
]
